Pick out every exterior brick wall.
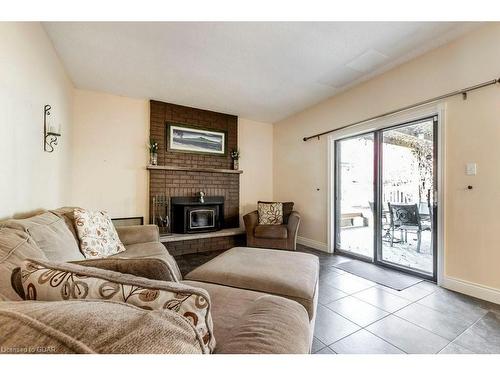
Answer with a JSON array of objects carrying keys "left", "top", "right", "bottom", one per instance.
[{"left": 149, "top": 100, "right": 241, "bottom": 253}]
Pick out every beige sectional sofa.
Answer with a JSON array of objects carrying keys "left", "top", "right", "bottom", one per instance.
[{"left": 0, "top": 207, "right": 319, "bottom": 354}]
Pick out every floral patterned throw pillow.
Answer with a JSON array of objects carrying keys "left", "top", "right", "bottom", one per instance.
[
  {"left": 258, "top": 202, "right": 283, "bottom": 225},
  {"left": 19, "top": 259, "right": 216, "bottom": 353},
  {"left": 74, "top": 208, "right": 126, "bottom": 259}
]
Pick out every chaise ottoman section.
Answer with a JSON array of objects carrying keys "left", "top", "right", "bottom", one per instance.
[{"left": 185, "top": 246, "right": 319, "bottom": 320}]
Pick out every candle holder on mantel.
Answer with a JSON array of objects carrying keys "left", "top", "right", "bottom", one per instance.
[{"left": 152, "top": 195, "right": 171, "bottom": 236}]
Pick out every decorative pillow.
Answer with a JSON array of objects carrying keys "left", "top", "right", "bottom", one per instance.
[
  {"left": 18, "top": 259, "right": 215, "bottom": 353},
  {"left": 258, "top": 202, "right": 283, "bottom": 225},
  {"left": 258, "top": 201, "right": 294, "bottom": 224},
  {"left": 74, "top": 208, "right": 126, "bottom": 259}
]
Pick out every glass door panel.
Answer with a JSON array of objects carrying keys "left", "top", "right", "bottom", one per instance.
[
  {"left": 378, "top": 118, "right": 437, "bottom": 276},
  {"left": 335, "top": 133, "right": 374, "bottom": 259}
]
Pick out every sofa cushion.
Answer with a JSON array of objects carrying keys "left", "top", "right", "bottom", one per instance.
[
  {"left": 0, "top": 228, "right": 48, "bottom": 301},
  {"left": 18, "top": 259, "right": 215, "bottom": 353},
  {"left": 216, "top": 295, "right": 311, "bottom": 354},
  {"left": 50, "top": 207, "right": 81, "bottom": 244},
  {"left": 254, "top": 224, "right": 288, "bottom": 239},
  {"left": 3, "top": 212, "right": 84, "bottom": 261},
  {"left": 0, "top": 300, "right": 205, "bottom": 354},
  {"left": 112, "top": 241, "right": 182, "bottom": 281},
  {"left": 257, "top": 202, "right": 283, "bottom": 225},
  {"left": 183, "top": 280, "right": 267, "bottom": 348},
  {"left": 183, "top": 280, "right": 311, "bottom": 354},
  {"left": 185, "top": 247, "right": 319, "bottom": 319},
  {"left": 74, "top": 208, "right": 126, "bottom": 259}
]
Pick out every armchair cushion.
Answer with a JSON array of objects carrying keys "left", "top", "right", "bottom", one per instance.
[{"left": 254, "top": 225, "right": 288, "bottom": 239}]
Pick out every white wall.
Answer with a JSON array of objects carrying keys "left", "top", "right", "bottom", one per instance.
[
  {"left": 238, "top": 118, "right": 274, "bottom": 225},
  {"left": 274, "top": 23, "right": 500, "bottom": 297},
  {"left": 71, "top": 89, "right": 149, "bottom": 219},
  {"left": 0, "top": 22, "right": 74, "bottom": 219}
]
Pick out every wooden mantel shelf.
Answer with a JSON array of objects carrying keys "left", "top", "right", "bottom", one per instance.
[{"left": 147, "top": 165, "right": 243, "bottom": 174}]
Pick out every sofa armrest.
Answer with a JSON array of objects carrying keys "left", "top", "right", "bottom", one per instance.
[
  {"left": 115, "top": 225, "right": 159, "bottom": 245},
  {"left": 243, "top": 210, "right": 259, "bottom": 235}
]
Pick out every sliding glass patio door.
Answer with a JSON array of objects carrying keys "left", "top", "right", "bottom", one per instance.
[
  {"left": 376, "top": 117, "right": 438, "bottom": 278},
  {"left": 334, "top": 133, "right": 375, "bottom": 260},
  {"left": 334, "top": 116, "right": 438, "bottom": 280}
]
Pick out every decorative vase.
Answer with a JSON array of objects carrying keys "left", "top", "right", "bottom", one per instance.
[
  {"left": 150, "top": 152, "right": 158, "bottom": 166},
  {"left": 233, "top": 159, "right": 239, "bottom": 170}
]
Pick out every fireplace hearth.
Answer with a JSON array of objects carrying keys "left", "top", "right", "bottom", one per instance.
[{"left": 171, "top": 196, "right": 224, "bottom": 234}]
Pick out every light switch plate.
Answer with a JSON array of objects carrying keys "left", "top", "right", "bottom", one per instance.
[{"left": 466, "top": 163, "right": 477, "bottom": 176}]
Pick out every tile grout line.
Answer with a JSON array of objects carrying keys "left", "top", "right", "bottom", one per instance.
[
  {"left": 442, "top": 312, "right": 489, "bottom": 353},
  {"left": 323, "top": 298, "right": 391, "bottom": 328},
  {"left": 312, "top": 336, "right": 328, "bottom": 353}
]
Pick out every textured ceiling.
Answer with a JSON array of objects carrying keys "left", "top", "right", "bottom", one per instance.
[{"left": 44, "top": 22, "right": 478, "bottom": 123}]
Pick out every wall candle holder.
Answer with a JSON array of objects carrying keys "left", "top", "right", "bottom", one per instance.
[{"left": 44, "top": 105, "right": 61, "bottom": 152}]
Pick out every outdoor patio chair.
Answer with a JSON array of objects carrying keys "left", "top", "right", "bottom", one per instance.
[
  {"left": 369, "top": 201, "right": 392, "bottom": 241},
  {"left": 387, "top": 203, "right": 431, "bottom": 253}
]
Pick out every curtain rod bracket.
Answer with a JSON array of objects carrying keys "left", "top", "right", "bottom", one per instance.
[{"left": 462, "top": 91, "right": 467, "bottom": 100}]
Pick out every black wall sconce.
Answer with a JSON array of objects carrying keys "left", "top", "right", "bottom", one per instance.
[{"left": 44, "top": 104, "right": 61, "bottom": 152}]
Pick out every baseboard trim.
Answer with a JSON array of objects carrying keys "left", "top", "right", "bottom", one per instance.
[
  {"left": 297, "top": 236, "right": 329, "bottom": 253},
  {"left": 441, "top": 276, "right": 500, "bottom": 305}
]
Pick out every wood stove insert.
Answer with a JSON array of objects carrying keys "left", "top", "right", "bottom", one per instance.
[{"left": 171, "top": 196, "right": 224, "bottom": 234}]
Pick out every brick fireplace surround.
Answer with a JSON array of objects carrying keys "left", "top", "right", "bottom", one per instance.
[{"left": 149, "top": 100, "right": 244, "bottom": 255}]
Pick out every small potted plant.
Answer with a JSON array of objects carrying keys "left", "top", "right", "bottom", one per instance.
[
  {"left": 230, "top": 148, "right": 240, "bottom": 170},
  {"left": 149, "top": 139, "right": 159, "bottom": 166}
]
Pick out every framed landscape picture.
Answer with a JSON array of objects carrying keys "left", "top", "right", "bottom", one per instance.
[{"left": 167, "top": 123, "right": 226, "bottom": 155}]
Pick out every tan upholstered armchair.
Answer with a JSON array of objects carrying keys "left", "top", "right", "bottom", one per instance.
[{"left": 243, "top": 209, "right": 301, "bottom": 251}]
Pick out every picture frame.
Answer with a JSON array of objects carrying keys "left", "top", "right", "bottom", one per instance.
[{"left": 166, "top": 123, "right": 227, "bottom": 156}]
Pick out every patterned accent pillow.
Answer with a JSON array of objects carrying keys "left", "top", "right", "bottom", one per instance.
[
  {"left": 19, "top": 259, "right": 216, "bottom": 353},
  {"left": 258, "top": 202, "right": 283, "bottom": 225},
  {"left": 74, "top": 208, "right": 126, "bottom": 259}
]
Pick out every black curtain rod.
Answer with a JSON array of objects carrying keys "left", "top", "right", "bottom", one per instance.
[{"left": 303, "top": 77, "right": 500, "bottom": 142}]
